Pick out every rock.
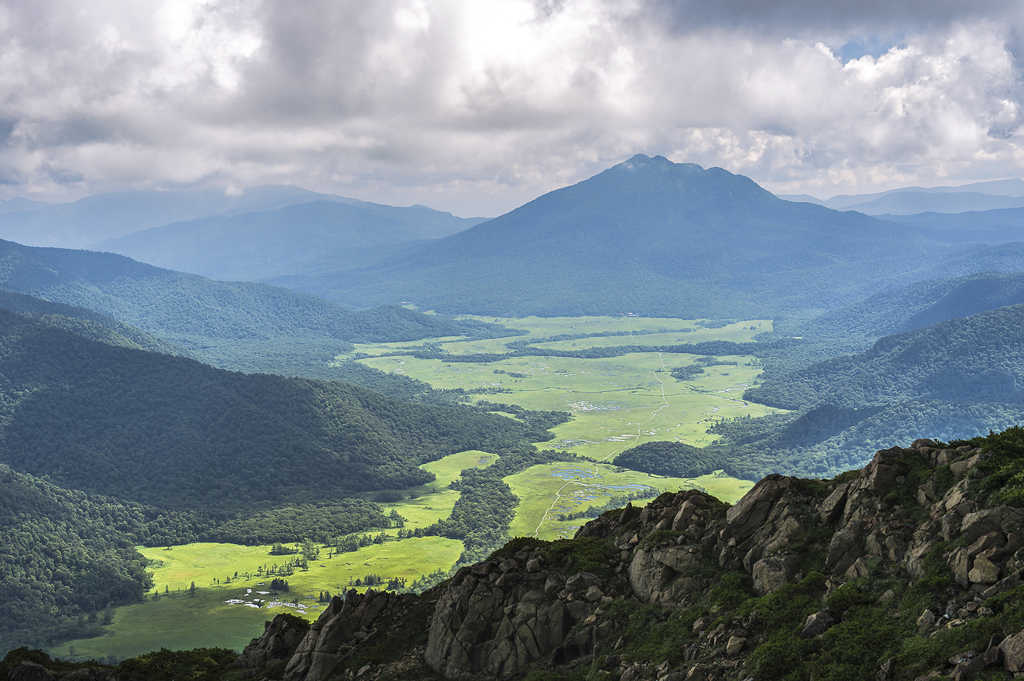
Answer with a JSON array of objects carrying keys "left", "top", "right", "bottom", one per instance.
[
  {"left": 236, "top": 613, "right": 310, "bottom": 669},
  {"left": 8, "top": 662, "right": 54, "bottom": 681},
  {"left": 968, "top": 556, "right": 1000, "bottom": 584},
  {"left": 799, "top": 609, "right": 836, "bottom": 639},
  {"left": 1003, "top": 631, "right": 1024, "bottom": 674},
  {"left": 948, "top": 548, "right": 971, "bottom": 587},
  {"left": 950, "top": 646, "right": 1001, "bottom": 680},
  {"left": 725, "top": 636, "right": 746, "bottom": 656},
  {"left": 752, "top": 555, "right": 801, "bottom": 596},
  {"left": 819, "top": 483, "right": 850, "bottom": 524},
  {"left": 726, "top": 475, "right": 793, "bottom": 539},
  {"left": 585, "top": 585, "right": 605, "bottom": 602},
  {"left": 825, "top": 523, "right": 864, "bottom": 576},
  {"left": 916, "top": 609, "right": 936, "bottom": 628},
  {"left": 684, "top": 667, "right": 706, "bottom": 681},
  {"left": 284, "top": 591, "right": 400, "bottom": 681},
  {"left": 876, "top": 657, "right": 896, "bottom": 681}
]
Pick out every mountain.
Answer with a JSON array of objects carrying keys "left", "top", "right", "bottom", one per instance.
[
  {"left": 881, "top": 207, "right": 1024, "bottom": 244},
  {"left": 0, "top": 186, "right": 363, "bottom": 249},
  {"left": 749, "top": 302, "right": 1024, "bottom": 411},
  {"left": 840, "top": 191, "right": 1024, "bottom": 216},
  {"left": 0, "top": 309, "right": 540, "bottom": 513},
  {"left": 15, "top": 432, "right": 1024, "bottom": 681},
  {"left": 0, "top": 197, "right": 52, "bottom": 215},
  {"left": 779, "top": 177, "right": 1024, "bottom": 210},
  {"left": 0, "top": 289, "right": 191, "bottom": 357},
  {"left": 271, "top": 155, "right": 962, "bottom": 318},
  {"left": 96, "top": 200, "right": 485, "bottom": 281}
]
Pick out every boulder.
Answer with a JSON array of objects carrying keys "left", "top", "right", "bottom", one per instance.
[
  {"left": 8, "top": 662, "right": 54, "bottom": 681},
  {"left": 752, "top": 555, "right": 801, "bottom": 596},
  {"left": 825, "top": 523, "right": 864, "bottom": 576},
  {"left": 799, "top": 609, "right": 836, "bottom": 639},
  {"left": 1001, "top": 630, "right": 1024, "bottom": 674},
  {"left": 726, "top": 475, "right": 792, "bottom": 540}
]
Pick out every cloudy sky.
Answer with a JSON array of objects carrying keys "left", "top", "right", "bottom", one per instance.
[{"left": 2, "top": 0, "right": 1023, "bottom": 215}]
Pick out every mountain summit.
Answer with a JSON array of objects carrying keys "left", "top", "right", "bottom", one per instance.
[{"left": 278, "top": 155, "right": 956, "bottom": 318}]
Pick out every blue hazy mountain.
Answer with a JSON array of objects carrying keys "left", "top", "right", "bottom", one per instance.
[
  {"left": 271, "top": 155, "right": 970, "bottom": 318},
  {"left": 0, "top": 185, "right": 362, "bottom": 249},
  {"left": 878, "top": 207, "right": 1024, "bottom": 243},
  {"left": 778, "top": 178, "right": 1024, "bottom": 213},
  {"left": 96, "top": 199, "right": 486, "bottom": 281}
]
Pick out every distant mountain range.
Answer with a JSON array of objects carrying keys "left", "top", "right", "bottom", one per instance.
[
  {"left": 96, "top": 199, "right": 485, "bottom": 281},
  {"left": 266, "top": 155, "right": 1024, "bottom": 318},
  {"left": 779, "top": 177, "right": 1024, "bottom": 214},
  {"left": 0, "top": 185, "right": 386, "bottom": 249}
]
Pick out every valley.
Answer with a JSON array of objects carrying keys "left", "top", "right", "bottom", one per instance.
[{"left": 43, "top": 316, "right": 769, "bottom": 660}]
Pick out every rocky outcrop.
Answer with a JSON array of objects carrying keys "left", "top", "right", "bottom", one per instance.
[
  {"left": 282, "top": 590, "right": 423, "bottom": 681},
  {"left": 425, "top": 552, "right": 618, "bottom": 679},
  {"left": 236, "top": 613, "right": 309, "bottom": 670}
]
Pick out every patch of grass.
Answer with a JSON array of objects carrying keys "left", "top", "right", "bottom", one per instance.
[
  {"left": 539, "top": 537, "right": 617, "bottom": 578},
  {"left": 596, "top": 600, "right": 702, "bottom": 667}
]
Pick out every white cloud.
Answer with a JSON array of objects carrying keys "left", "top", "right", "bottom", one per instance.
[{"left": 0, "top": 0, "right": 1023, "bottom": 212}]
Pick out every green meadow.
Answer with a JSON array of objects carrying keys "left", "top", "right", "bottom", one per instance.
[
  {"left": 350, "top": 316, "right": 781, "bottom": 456},
  {"left": 504, "top": 462, "right": 753, "bottom": 540},
  {"left": 347, "top": 316, "right": 777, "bottom": 540},
  {"left": 49, "top": 450, "right": 486, "bottom": 661}
]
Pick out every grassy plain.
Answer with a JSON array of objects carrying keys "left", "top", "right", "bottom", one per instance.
[
  {"left": 49, "top": 450, "right": 487, "bottom": 661},
  {"left": 345, "top": 315, "right": 778, "bottom": 540}
]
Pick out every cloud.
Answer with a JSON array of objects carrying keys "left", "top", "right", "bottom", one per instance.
[{"left": 1, "top": 0, "right": 1023, "bottom": 213}]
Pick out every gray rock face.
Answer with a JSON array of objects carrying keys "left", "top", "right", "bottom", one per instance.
[
  {"left": 236, "top": 613, "right": 309, "bottom": 669},
  {"left": 284, "top": 590, "right": 415, "bottom": 681},
  {"left": 424, "top": 560, "right": 595, "bottom": 679},
  {"left": 1001, "top": 630, "right": 1024, "bottom": 673},
  {"left": 8, "top": 662, "right": 54, "bottom": 681},
  {"left": 799, "top": 609, "right": 836, "bottom": 639}
]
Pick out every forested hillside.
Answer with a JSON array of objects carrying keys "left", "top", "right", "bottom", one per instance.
[
  {"left": 0, "top": 238, "right": 518, "bottom": 383},
  {"left": 0, "top": 464, "right": 153, "bottom": 652},
  {"left": 802, "top": 271, "right": 1024, "bottom": 341},
  {"left": 0, "top": 289, "right": 190, "bottom": 357},
  {"left": 0, "top": 310, "right": 543, "bottom": 512},
  {"left": 750, "top": 303, "right": 1024, "bottom": 411}
]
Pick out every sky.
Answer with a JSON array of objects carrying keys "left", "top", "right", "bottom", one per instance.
[{"left": 2, "top": 0, "right": 1024, "bottom": 216}]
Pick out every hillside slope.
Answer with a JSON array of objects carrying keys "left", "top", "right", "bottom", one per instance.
[
  {"left": 0, "top": 310, "right": 541, "bottom": 512},
  {"left": 751, "top": 303, "right": 1024, "bottom": 411},
  {"left": 0, "top": 238, "right": 515, "bottom": 383}
]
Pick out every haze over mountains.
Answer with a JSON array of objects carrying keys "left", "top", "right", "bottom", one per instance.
[
  {"left": 267, "top": 155, "right": 1024, "bottom": 318},
  {"left": 0, "top": 185, "right": 474, "bottom": 250},
  {"left": 96, "top": 199, "right": 485, "bottom": 281},
  {"left": 779, "top": 178, "right": 1024, "bottom": 214}
]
